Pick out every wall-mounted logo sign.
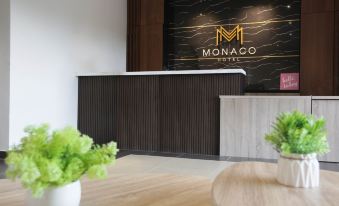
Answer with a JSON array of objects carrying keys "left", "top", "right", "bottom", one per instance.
[
  {"left": 165, "top": 0, "right": 301, "bottom": 92},
  {"left": 202, "top": 25, "right": 257, "bottom": 62},
  {"left": 216, "top": 25, "right": 244, "bottom": 46}
]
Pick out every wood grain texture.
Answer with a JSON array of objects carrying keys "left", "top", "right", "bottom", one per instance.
[
  {"left": 78, "top": 76, "right": 160, "bottom": 151},
  {"left": 220, "top": 96, "right": 312, "bottom": 159},
  {"left": 335, "top": 11, "right": 339, "bottom": 95},
  {"left": 138, "top": 24, "right": 164, "bottom": 71},
  {"left": 212, "top": 162, "right": 339, "bottom": 206},
  {"left": 160, "top": 75, "right": 244, "bottom": 155},
  {"left": 312, "top": 100, "right": 339, "bottom": 162},
  {"left": 302, "top": 0, "right": 335, "bottom": 13},
  {"left": 0, "top": 173, "right": 212, "bottom": 206},
  {"left": 127, "top": 0, "right": 164, "bottom": 71},
  {"left": 300, "top": 12, "right": 334, "bottom": 95},
  {"left": 78, "top": 74, "right": 244, "bottom": 155}
]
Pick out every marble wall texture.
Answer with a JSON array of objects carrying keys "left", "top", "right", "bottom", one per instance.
[{"left": 164, "top": 0, "right": 301, "bottom": 92}]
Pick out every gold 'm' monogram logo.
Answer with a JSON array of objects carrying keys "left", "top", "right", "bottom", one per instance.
[{"left": 216, "top": 25, "right": 244, "bottom": 46}]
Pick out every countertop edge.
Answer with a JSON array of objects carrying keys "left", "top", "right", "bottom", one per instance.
[
  {"left": 219, "top": 96, "right": 339, "bottom": 100},
  {"left": 77, "top": 69, "right": 247, "bottom": 77},
  {"left": 219, "top": 96, "right": 311, "bottom": 99}
]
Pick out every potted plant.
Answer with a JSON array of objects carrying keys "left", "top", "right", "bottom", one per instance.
[
  {"left": 5, "top": 124, "right": 118, "bottom": 206},
  {"left": 265, "top": 111, "right": 329, "bottom": 188}
]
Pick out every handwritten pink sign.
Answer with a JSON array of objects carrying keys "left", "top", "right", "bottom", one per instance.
[{"left": 280, "top": 73, "right": 299, "bottom": 90}]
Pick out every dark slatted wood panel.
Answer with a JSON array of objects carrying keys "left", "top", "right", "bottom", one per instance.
[
  {"left": 78, "top": 76, "right": 160, "bottom": 151},
  {"left": 301, "top": 0, "right": 336, "bottom": 95},
  {"left": 160, "top": 74, "right": 244, "bottom": 155},
  {"left": 301, "top": 0, "right": 335, "bottom": 13},
  {"left": 335, "top": 9, "right": 339, "bottom": 94},
  {"left": 78, "top": 74, "right": 244, "bottom": 155},
  {"left": 127, "top": 0, "right": 164, "bottom": 71},
  {"left": 127, "top": 0, "right": 141, "bottom": 71}
]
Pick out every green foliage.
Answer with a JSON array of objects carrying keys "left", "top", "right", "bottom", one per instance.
[
  {"left": 265, "top": 111, "right": 329, "bottom": 155},
  {"left": 5, "top": 124, "right": 118, "bottom": 197}
]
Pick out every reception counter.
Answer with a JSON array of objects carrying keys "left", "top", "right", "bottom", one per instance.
[
  {"left": 78, "top": 69, "right": 246, "bottom": 155},
  {"left": 220, "top": 96, "right": 339, "bottom": 162}
]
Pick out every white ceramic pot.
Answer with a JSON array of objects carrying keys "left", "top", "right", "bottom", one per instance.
[
  {"left": 277, "top": 153, "right": 319, "bottom": 188},
  {"left": 27, "top": 180, "right": 81, "bottom": 206}
]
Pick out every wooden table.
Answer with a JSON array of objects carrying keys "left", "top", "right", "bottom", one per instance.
[
  {"left": 212, "top": 162, "right": 339, "bottom": 206},
  {"left": 0, "top": 173, "right": 212, "bottom": 206}
]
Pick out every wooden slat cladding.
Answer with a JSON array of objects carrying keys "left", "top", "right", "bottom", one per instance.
[
  {"left": 78, "top": 76, "right": 160, "bottom": 151},
  {"left": 301, "top": 0, "right": 335, "bottom": 13},
  {"left": 78, "top": 74, "right": 244, "bottom": 155},
  {"left": 300, "top": 0, "right": 337, "bottom": 95},
  {"left": 160, "top": 75, "right": 244, "bottom": 155},
  {"left": 127, "top": 0, "right": 164, "bottom": 71},
  {"left": 335, "top": 9, "right": 339, "bottom": 94},
  {"left": 300, "top": 12, "right": 334, "bottom": 95}
]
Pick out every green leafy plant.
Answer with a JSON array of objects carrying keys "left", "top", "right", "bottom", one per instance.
[
  {"left": 5, "top": 124, "right": 118, "bottom": 197},
  {"left": 265, "top": 111, "right": 329, "bottom": 155}
]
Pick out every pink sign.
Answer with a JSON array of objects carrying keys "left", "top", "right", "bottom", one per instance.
[{"left": 280, "top": 73, "right": 299, "bottom": 90}]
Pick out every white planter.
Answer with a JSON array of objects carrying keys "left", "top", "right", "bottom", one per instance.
[
  {"left": 277, "top": 153, "right": 319, "bottom": 188},
  {"left": 27, "top": 180, "right": 81, "bottom": 206}
]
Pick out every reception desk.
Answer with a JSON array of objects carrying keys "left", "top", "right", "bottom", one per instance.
[
  {"left": 78, "top": 69, "right": 246, "bottom": 155},
  {"left": 220, "top": 96, "right": 339, "bottom": 162}
]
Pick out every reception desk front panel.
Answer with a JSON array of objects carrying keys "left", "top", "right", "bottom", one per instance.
[
  {"left": 220, "top": 96, "right": 312, "bottom": 159},
  {"left": 220, "top": 96, "right": 339, "bottom": 162},
  {"left": 78, "top": 70, "right": 245, "bottom": 155}
]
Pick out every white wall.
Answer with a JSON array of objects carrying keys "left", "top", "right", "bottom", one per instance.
[
  {"left": 9, "top": 0, "right": 127, "bottom": 146},
  {"left": 0, "top": 0, "right": 10, "bottom": 151}
]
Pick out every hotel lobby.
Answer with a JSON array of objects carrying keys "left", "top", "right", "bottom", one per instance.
[{"left": 0, "top": 0, "right": 339, "bottom": 205}]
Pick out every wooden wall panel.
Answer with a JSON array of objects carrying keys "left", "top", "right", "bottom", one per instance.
[
  {"left": 335, "top": 12, "right": 339, "bottom": 94},
  {"left": 127, "top": 0, "right": 140, "bottom": 70},
  {"left": 139, "top": 0, "right": 164, "bottom": 25},
  {"left": 301, "top": 0, "right": 336, "bottom": 96},
  {"left": 127, "top": 0, "right": 164, "bottom": 71},
  {"left": 138, "top": 25, "right": 164, "bottom": 71},
  {"left": 302, "top": 0, "right": 334, "bottom": 13},
  {"left": 301, "top": 12, "right": 334, "bottom": 95}
]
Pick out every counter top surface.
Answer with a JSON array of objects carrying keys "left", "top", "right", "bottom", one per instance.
[
  {"left": 219, "top": 95, "right": 309, "bottom": 99},
  {"left": 220, "top": 96, "right": 339, "bottom": 99},
  {"left": 77, "top": 69, "right": 246, "bottom": 76}
]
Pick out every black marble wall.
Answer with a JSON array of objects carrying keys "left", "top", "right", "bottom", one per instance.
[{"left": 164, "top": 0, "right": 301, "bottom": 92}]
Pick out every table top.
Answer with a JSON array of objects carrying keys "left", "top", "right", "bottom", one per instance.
[
  {"left": 0, "top": 173, "right": 212, "bottom": 206},
  {"left": 212, "top": 162, "right": 339, "bottom": 206}
]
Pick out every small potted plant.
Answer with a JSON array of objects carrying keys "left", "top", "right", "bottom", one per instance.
[
  {"left": 265, "top": 111, "right": 329, "bottom": 188},
  {"left": 5, "top": 124, "right": 118, "bottom": 206}
]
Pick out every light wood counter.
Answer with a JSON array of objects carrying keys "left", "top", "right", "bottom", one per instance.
[
  {"left": 220, "top": 96, "right": 312, "bottom": 159},
  {"left": 219, "top": 96, "right": 339, "bottom": 162}
]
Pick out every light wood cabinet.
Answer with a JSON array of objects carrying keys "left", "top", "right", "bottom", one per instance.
[
  {"left": 312, "top": 97, "right": 339, "bottom": 162},
  {"left": 220, "top": 96, "right": 312, "bottom": 159},
  {"left": 220, "top": 96, "right": 339, "bottom": 162}
]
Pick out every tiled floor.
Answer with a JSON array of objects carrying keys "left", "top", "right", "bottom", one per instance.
[{"left": 1, "top": 151, "right": 339, "bottom": 180}]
